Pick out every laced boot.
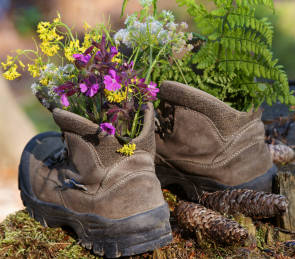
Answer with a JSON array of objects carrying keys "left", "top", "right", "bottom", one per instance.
[{"left": 19, "top": 103, "right": 172, "bottom": 258}]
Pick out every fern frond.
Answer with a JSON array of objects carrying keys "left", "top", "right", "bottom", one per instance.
[{"left": 236, "top": 0, "right": 274, "bottom": 11}]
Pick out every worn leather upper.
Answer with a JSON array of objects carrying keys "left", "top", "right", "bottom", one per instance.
[
  {"left": 156, "top": 81, "right": 273, "bottom": 186},
  {"left": 29, "top": 103, "right": 165, "bottom": 219}
]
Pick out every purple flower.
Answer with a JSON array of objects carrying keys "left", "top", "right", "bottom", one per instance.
[
  {"left": 73, "top": 53, "right": 91, "bottom": 65},
  {"left": 80, "top": 82, "right": 99, "bottom": 97},
  {"left": 110, "top": 46, "right": 118, "bottom": 58},
  {"left": 100, "top": 122, "right": 116, "bottom": 135},
  {"left": 104, "top": 70, "right": 122, "bottom": 91},
  {"left": 61, "top": 94, "right": 70, "bottom": 107},
  {"left": 54, "top": 82, "right": 78, "bottom": 107},
  {"left": 146, "top": 82, "right": 159, "bottom": 98}
]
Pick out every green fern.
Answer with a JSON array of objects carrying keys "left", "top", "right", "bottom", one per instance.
[{"left": 174, "top": 0, "right": 295, "bottom": 111}]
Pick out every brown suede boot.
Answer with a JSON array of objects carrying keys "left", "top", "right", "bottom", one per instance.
[
  {"left": 19, "top": 103, "right": 172, "bottom": 258},
  {"left": 156, "top": 81, "right": 277, "bottom": 200}
]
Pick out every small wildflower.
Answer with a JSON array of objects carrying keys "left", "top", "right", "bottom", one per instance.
[
  {"left": 2, "top": 64, "right": 21, "bottom": 80},
  {"left": 83, "top": 22, "right": 91, "bottom": 31},
  {"left": 104, "top": 70, "right": 122, "bottom": 91},
  {"left": 65, "top": 40, "right": 80, "bottom": 61},
  {"left": 117, "top": 143, "right": 136, "bottom": 156},
  {"left": 146, "top": 81, "right": 159, "bottom": 98},
  {"left": 73, "top": 53, "right": 91, "bottom": 66},
  {"left": 40, "top": 77, "right": 49, "bottom": 86},
  {"left": 187, "top": 32, "right": 193, "bottom": 41},
  {"left": 28, "top": 63, "right": 41, "bottom": 78},
  {"left": 180, "top": 22, "right": 188, "bottom": 30},
  {"left": 40, "top": 41, "right": 60, "bottom": 56},
  {"left": 100, "top": 122, "right": 116, "bottom": 135},
  {"left": 61, "top": 94, "right": 70, "bottom": 107},
  {"left": 80, "top": 82, "right": 99, "bottom": 97},
  {"left": 31, "top": 82, "right": 40, "bottom": 94},
  {"left": 104, "top": 89, "right": 126, "bottom": 103},
  {"left": 54, "top": 82, "right": 78, "bottom": 107},
  {"left": 139, "top": 0, "right": 153, "bottom": 7},
  {"left": 53, "top": 13, "right": 61, "bottom": 23},
  {"left": 1, "top": 55, "right": 14, "bottom": 70},
  {"left": 161, "top": 10, "right": 175, "bottom": 22}
]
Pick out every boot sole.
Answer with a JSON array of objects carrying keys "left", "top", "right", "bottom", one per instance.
[
  {"left": 18, "top": 132, "right": 172, "bottom": 258},
  {"left": 156, "top": 164, "right": 278, "bottom": 200}
]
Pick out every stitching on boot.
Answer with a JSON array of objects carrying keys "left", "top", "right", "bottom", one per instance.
[
  {"left": 168, "top": 140, "right": 266, "bottom": 168},
  {"left": 96, "top": 171, "right": 157, "bottom": 199},
  {"left": 212, "top": 120, "right": 264, "bottom": 163},
  {"left": 176, "top": 106, "right": 262, "bottom": 143},
  {"left": 101, "top": 150, "right": 154, "bottom": 187},
  {"left": 67, "top": 132, "right": 104, "bottom": 169}
]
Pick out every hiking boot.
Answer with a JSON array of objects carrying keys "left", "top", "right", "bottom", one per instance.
[
  {"left": 155, "top": 81, "right": 277, "bottom": 200},
  {"left": 18, "top": 103, "right": 172, "bottom": 258}
]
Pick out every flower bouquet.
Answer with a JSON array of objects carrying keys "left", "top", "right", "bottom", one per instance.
[{"left": 2, "top": 15, "right": 163, "bottom": 155}]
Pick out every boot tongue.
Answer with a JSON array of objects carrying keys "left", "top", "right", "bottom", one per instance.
[
  {"left": 160, "top": 81, "right": 261, "bottom": 137},
  {"left": 53, "top": 108, "right": 99, "bottom": 136}
]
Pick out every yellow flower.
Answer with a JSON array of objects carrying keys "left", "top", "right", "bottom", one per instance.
[
  {"left": 83, "top": 22, "right": 91, "bottom": 31},
  {"left": 104, "top": 89, "right": 127, "bottom": 103},
  {"left": 117, "top": 143, "right": 136, "bottom": 156},
  {"left": 64, "top": 40, "right": 86, "bottom": 61},
  {"left": 1, "top": 55, "right": 14, "bottom": 70},
  {"left": 2, "top": 64, "right": 21, "bottom": 80},
  {"left": 40, "top": 41, "right": 60, "bottom": 56},
  {"left": 40, "top": 77, "right": 49, "bottom": 86},
  {"left": 112, "top": 53, "right": 121, "bottom": 63},
  {"left": 28, "top": 63, "right": 40, "bottom": 78},
  {"left": 53, "top": 13, "right": 61, "bottom": 23},
  {"left": 82, "top": 33, "right": 101, "bottom": 49}
]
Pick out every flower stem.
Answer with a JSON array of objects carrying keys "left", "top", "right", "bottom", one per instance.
[
  {"left": 144, "top": 42, "right": 168, "bottom": 83},
  {"left": 130, "top": 101, "right": 142, "bottom": 139}
]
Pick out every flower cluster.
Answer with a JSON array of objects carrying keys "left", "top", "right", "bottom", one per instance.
[
  {"left": 52, "top": 35, "right": 158, "bottom": 143},
  {"left": 1, "top": 5, "right": 195, "bottom": 155},
  {"left": 114, "top": 10, "right": 192, "bottom": 53}
]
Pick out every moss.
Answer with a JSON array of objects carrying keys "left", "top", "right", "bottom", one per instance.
[
  {"left": 0, "top": 210, "right": 99, "bottom": 258},
  {"left": 1, "top": 191, "right": 295, "bottom": 258}
]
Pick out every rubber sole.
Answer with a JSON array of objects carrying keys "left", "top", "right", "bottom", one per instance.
[
  {"left": 18, "top": 132, "right": 172, "bottom": 258},
  {"left": 156, "top": 164, "right": 278, "bottom": 201}
]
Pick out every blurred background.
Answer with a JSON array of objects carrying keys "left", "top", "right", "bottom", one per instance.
[{"left": 0, "top": 0, "right": 294, "bottom": 220}]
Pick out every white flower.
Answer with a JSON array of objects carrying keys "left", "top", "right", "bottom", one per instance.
[
  {"left": 63, "top": 64, "right": 75, "bottom": 73},
  {"left": 187, "top": 44, "right": 194, "bottom": 52},
  {"left": 124, "top": 14, "right": 137, "bottom": 25},
  {"left": 161, "top": 10, "right": 174, "bottom": 22},
  {"left": 139, "top": 0, "right": 153, "bottom": 7},
  {"left": 180, "top": 22, "right": 188, "bottom": 30},
  {"left": 166, "top": 22, "right": 178, "bottom": 31},
  {"left": 187, "top": 32, "right": 193, "bottom": 41},
  {"left": 114, "top": 29, "right": 127, "bottom": 45},
  {"left": 148, "top": 20, "right": 163, "bottom": 34},
  {"left": 31, "top": 82, "right": 40, "bottom": 94},
  {"left": 157, "top": 29, "right": 169, "bottom": 44}
]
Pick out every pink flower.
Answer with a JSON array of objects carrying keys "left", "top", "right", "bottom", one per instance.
[
  {"left": 146, "top": 81, "right": 159, "bottom": 98},
  {"left": 103, "top": 70, "right": 121, "bottom": 91},
  {"left": 61, "top": 94, "right": 70, "bottom": 107},
  {"left": 79, "top": 81, "right": 100, "bottom": 97},
  {"left": 73, "top": 53, "right": 91, "bottom": 65},
  {"left": 100, "top": 122, "right": 116, "bottom": 135}
]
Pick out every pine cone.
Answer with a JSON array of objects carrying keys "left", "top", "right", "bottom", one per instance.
[
  {"left": 269, "top": 144, "right": 295, "bottom": 164},
  {"left": 199, "top": 189, "right": 288, "bottom": 219},
  {"left": 175, "top": 201, "right": 248, "bottom": 245}
]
